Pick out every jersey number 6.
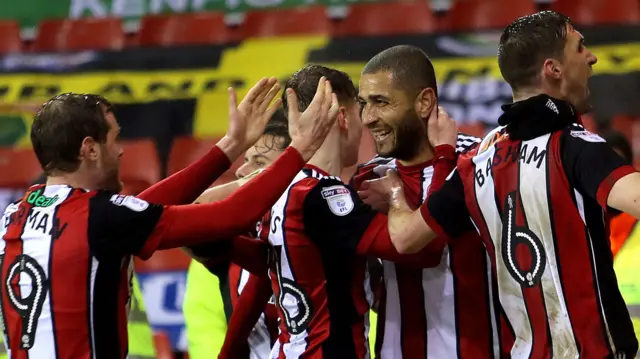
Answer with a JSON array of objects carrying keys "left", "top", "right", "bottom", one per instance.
[{"left": 501, "top": 192, "right": 547, "bottom": 288}]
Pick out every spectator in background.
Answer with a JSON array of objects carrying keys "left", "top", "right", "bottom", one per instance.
[{"left": 183, "top": 111, "right": 289, "bottom": 359}]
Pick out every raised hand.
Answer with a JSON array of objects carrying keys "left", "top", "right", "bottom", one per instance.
[
  {"left": 219, "top": 77, "right": 282, "bottom": 160},
  {"left": 286, "top": 76, "right": 340, "bottom": 161},
  {"left": 427, "top": 105, "right": 458, "bottom": 148}
]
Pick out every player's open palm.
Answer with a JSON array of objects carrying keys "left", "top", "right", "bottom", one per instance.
[
  {"left": 227, "top": 77, "right": 282, "bottom": 149},
  {"left": 287, "top": 76, "right": 340, "bottom": 161},
  {"left": 427, "top": 105, "right": 458, "bottom": 148}
]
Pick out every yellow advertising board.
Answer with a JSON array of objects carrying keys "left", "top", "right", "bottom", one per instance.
[{"left": 1, "top": 36, "right": 639, "bottom": 147}]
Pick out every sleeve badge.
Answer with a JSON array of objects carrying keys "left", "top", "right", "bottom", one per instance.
[{"left": 320, "top": 185, "right": 354, "bottom": 217}]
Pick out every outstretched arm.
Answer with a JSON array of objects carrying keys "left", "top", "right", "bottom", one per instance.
[
  {"left": 88, "top": 77, "right": 342, "bottom": 260},
  {"left": 192, "top": 169, "right": 264, "bottom": 205},
  {"left": 427, "top": 145, "right": 456, "bottom": 196},
  {"left": 137, "top": 142, "right": 235, "bottom": 205},
  {"left": 187, "top": 235, "right": 269, "bottom": 275},
  {"left": 138, "top": 77, "right": 282, "bottom": 205},
  {"left": 361, "top": 166, "right": 472, "bottom": 255},
  {"left": 302, "top": 178, "right": 444, "bottom": 267}
]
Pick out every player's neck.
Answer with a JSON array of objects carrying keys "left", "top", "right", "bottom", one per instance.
[
  {"left": 307, "top": 131, "right": 343, "bottom": 177},
  {"left": 513, "top": 86, "right": 559, "bottom": 103},
  {"left": 307, "top": 151, "right": 343, "bottom": 177},
  {"left": 396, "top": 141, "right": 435, "bottom": 167},
  {"left": 46, "top": 170, "right": 98, "bottom": 191}
]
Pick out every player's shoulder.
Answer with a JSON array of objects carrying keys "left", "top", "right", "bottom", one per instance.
[
  {"left": 90, "top": 191, "right": 153, "bottom": 213},
  {"left": 298, "top": 171, "right": 357, "bottom": 217},
  {"left": 2, "top": 200, "right": 21, "bottom": 219},
  {"left": 456, "top": 132, "right": 482, "bottom": 154},
  {"left": 562, "top": 123, "right": 606, "bottom": 144},
  {"left": 292, "top": 168, "right": 345, "bottom": 191}
]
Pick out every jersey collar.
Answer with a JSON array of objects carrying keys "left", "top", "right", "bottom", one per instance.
[
  {"left": 498, "top": 94, "right": 580, "bottom": 141},
  {"left": 304, "top": 164, "right": 331, "bottom": 177}
]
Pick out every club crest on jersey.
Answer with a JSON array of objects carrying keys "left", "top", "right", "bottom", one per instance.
[
  {"left": 321, "top": 185, "right": 354, "bottom": 216},
  {"left": 570, "top": 129, "right": 605, "bottom": 143},
  {"left": 110, "top": 195, "right": 149, "bottom": 212}
]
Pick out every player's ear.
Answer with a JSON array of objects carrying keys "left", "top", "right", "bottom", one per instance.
[
  {"left": 338, "top": 106, "right": 347, "bottom": 129},
  {"left": 80, "top": 136, "right": 100, "bottom": 162},
  {"left": 415, "top": 87, "right": 436, "bottom": 120},
  {"left": 543, "top": 58, "right": 562, "bottom": 80}
]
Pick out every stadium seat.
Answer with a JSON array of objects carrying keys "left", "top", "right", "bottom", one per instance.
[
  {"left": 444, "top": 0, "right": 537, "bottom": 31},
  {"left": 32, "top": 19, "right": 67, "bottom": 52},
  {"left": 611, "top": 115, "right": 635, "bottom": 144},
  {"left": 333, "top": 2, "right": 435, "bottom": 37},
  {"left": 0, "top": 21, "right": 22, "bottom": 54},
  {"left": 0, "top": 147, "right": 42, "bottom": 189},
  {"left": 241, "top": 6, "right": 332, "bottom": 38},
  {"left": 551, "top": 0, "right": 640, "bottom": 26},
  {"left": 138, "top": 13, "right": 233, "bottom": 47},
  {"left": 167, "top": 136, "right": 243, "bottom": 185},
  {"left": 580, "top": 113, "right": 598, "bottom": 133},
  {"left": 33, "top": 18, "right": 125, "bottom": 52},
  {"left": 458, "top": 122, "right": 487, "bottom": 138},
  {"left": 167, "top": 136, "right": 221, "bottom": 175},
  {"left": 119, "top": 139, "right": 162, "bottom": 196}
]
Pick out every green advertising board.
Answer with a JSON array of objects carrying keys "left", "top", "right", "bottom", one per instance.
[{"left": 0, "top": 0, "right": 364, "bottom": 33}]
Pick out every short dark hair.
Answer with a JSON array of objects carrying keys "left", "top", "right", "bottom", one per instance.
[
  {"left": 262, "top": 108, "right": 291, "bottom": 151},
  {"left": 498, "top": 11, "right": 572, "bottom": 92},
  {"left": 282, "top": 64, "right": 357, "bottom": 116},
  {"left": 362, "top": 45, "right": 438, "bottom": 97},
  {"left": 601, "top": 130, "right": 634, "bottom": 164},
  {"left": 31, "top": 93, "right": 114, "bottom": 175}
]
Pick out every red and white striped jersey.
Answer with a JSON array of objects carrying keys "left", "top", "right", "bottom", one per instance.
[
  {"left": 422, "top": 95, "right": 639, "bottom": 358},
  {"left": 0, "top": 184, "right": 164, "bottom": 359},
  {"left": 258, "top": 165, "right": 380, "bottom": 359},
  {"left": 353, "top": 133, "right": 504, "bottom": 359}
]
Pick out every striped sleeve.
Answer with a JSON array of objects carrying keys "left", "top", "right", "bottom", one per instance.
[
  {"left": 88, "top": 192, "right": 164, "bottom": 260},
  {"left": 561, "top": 125, "right": 637, "bottom": 208}
]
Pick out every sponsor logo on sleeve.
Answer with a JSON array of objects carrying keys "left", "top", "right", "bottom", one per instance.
[
  {"left": 570, "top": 130, "right": 606, "bottom": 143},
  {"left": 321, "top": 185, "right": 354, "bottom": 216},
  {"left": 110, "top": 195, "right": 149, "bottom": 212}
]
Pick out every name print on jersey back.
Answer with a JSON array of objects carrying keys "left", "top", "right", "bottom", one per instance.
[{"left": 474, "top": 128, "right": 548, "bottom": 189}]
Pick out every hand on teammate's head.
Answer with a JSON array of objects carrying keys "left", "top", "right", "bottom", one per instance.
[
  {"left": 287, "top": 76, "right": 340, "bottom": 161},
  {"left": 225, "top": 77, "right": 282, "bottom": 150},
  {"left": 427, "top": 106, "right": 458, "bottom": 149}
]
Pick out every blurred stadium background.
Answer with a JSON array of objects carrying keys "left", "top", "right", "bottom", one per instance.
[{"left": 0, "top": 0, "right": 639, "bottom": 357}]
